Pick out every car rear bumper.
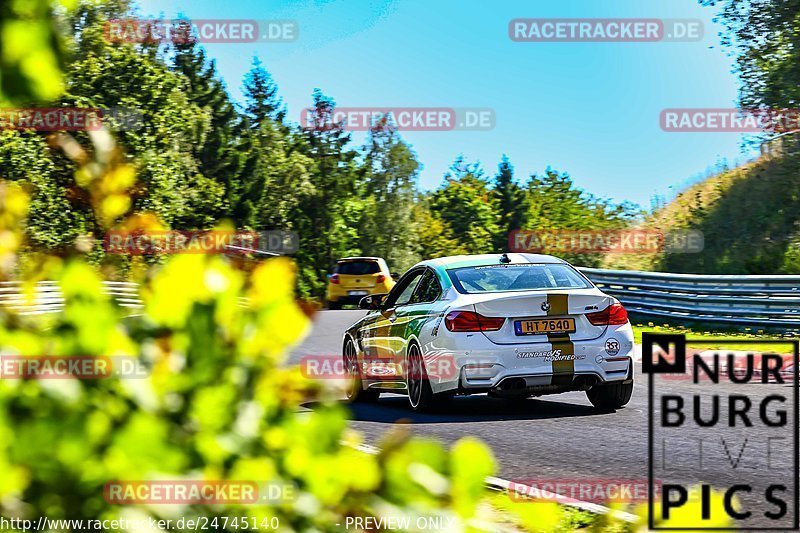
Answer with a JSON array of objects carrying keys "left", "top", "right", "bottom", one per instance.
[
  {"left": 457, "top": 359, "right": 633, "bottom": 396},
  {"left": 326, "top": 284, "right": 393, "bottom": 303},
  {"left": 424, "top": 324, "right": 635, "bottom": 395},
  {"left": 328, "top": 294, "right": 369, "bottom": 305}
]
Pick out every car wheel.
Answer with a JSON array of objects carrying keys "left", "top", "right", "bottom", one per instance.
[
  {"left": 586, "top": 380, "right": 633, "bottom": 410},
  {"left": 407, "top": 344, "right": 435, "bottom": 412},
  {"left": 328, "top": 300, "right": 342, "bottom": 310},
  {"left": 343, "top": 340, "right": 379, "bottom": 403}
]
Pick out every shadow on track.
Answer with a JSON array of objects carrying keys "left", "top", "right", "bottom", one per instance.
[{"left": 302, "top": 394, "right": 613, "bottom": 424}]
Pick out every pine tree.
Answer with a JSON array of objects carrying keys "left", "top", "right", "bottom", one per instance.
[
  {"left": 240, "top": 56, "right": 291, "bottom": 232},
  {"left": 171, "top": 39, "right": 247, "bottom": 225},
  {"left": 493, "top": 155, "right": 528, "bottom": 251},
  {"left": 358, "top": 116, "right": 420, "bottom": 270},
  {"left": 298, "top": 88, "right": 360, "bottom": 292},
  {"left": 242, "top": 56, "right": 286, "bottom": 127}
]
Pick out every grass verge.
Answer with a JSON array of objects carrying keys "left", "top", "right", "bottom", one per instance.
[{"left": 632, "top": 323, "right": 797, "bottom": 353}]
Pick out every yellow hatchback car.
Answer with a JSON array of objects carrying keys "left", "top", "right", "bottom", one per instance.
[{"left": 326, "top": 257, "right": 396, "bottom": 310}]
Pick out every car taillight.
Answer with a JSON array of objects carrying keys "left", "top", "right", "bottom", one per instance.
[
  {"left": 376, "top": 274, "right": 386, "bottom": 283},
  {"left": 330, "top": 273, "right": 340, "bottom": 284},
  {"left": 445, "top": 311, "right": 505, "bottom": 332},
  {"left": 586, "top": 303, "right": 629, "bottom": 326}
]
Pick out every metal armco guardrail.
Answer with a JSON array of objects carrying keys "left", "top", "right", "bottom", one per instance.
[
  {"left": 0, "top": 281, "right": 143, "bottom": 315},
  {"left": 760, "top": 129, "right": 800, "bottom": 160},
  {"left": 580, "top": 267, "right": 800, "bottom": 328},
  {"left": 0, "top": 281, "right": 258, "bottom": 316},
  {"left": 4, "top": 269, "right": 800, "bottom": 328}
]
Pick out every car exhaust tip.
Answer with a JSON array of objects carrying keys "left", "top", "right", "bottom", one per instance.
[
  {"left": 505, "top": 377, "right": 527, "bottom": 390},
  {"left": 493, "top": 377, "right": 528, "bottom": 397},
  {"left": 573, "top": 375, "right": 599, "bottom": 390}
]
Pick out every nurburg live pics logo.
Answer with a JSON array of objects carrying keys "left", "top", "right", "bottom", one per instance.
[{"left": 643, "top": 333, "right": 799, "bottom": 530}]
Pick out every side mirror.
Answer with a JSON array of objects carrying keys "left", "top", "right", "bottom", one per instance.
[
  {"left": 359, "top": 294, "right": 387, "bottom": 310},
  {"left": 391, "top": 272, "right": 399, "bottom": 280}
]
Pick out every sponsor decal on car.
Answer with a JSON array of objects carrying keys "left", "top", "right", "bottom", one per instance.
[
  {"left": 516, "top": 349, "right": 561, "bottom": 359},
  {"left": 605, "top": 338, "right": 621, "bottom": 356},
  {"left": 514, "top": 349, "right": 585, "bottom": 362},
  {"left": 544, "top": 293, "right": 576, "bottom": 386},
  {"left": 547, "top": 353, "right": 586, "bottom": 362}
]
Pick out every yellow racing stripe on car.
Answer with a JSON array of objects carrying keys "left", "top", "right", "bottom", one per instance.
[{"left": 546, "top": 293, "right": 574, "bottom": 386}]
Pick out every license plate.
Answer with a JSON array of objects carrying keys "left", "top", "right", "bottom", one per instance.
[
  {"left": 515, "top": 318, "right": 576, "bottom": 335},
  {"left": 348, "top": 290, "right": 369, "bottom": 296}
]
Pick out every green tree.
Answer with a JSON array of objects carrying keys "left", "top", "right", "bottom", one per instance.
[
  {"left": 413, "top": 203, "right": 468, "bottom": 259},
  {"left": 428, "top": 157, "right": 500, "bottom": 254},
  {"left": 357, "top": 117, "right": 421, "bottom": 272},
  {"left": 493, "top": 155, "right": 528, "bottom": 251},
  {"left": 297, "top": 89, "right": 360, "bottom": 296},
  {"left": 242, "top": 115, "right": 318, "bottom": 296},
  {"left": 68, "top": 18, "right": 226, "bottom": 231},
  {"left": 171, "top": 36, "right": 246, "bottom": 225},
  {"left": 242, "top": 56, "right": 286, "bottom": 127},
  {"left": 702, "top": 0, "right": 800, "bottom": 112},
  {"left": 0, "top": 6, "right": 506, "bottom": 531},
  {"left": 522, "top": 168, "right": 640, "bottom": 266},
  {"left": 0, "top": 4, "right": 228, "bottom": 259}
]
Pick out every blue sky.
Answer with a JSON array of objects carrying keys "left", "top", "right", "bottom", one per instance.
[{"left": 134, "top": 0, "right": 749, "bottom": 208}]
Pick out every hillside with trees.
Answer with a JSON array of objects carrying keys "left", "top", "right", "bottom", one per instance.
[
  {"left": 604, "top": 151, "right": 800, "bottom": 274},
  {"left": 606, "top": 0, "right": 800, "bottom": 275}
]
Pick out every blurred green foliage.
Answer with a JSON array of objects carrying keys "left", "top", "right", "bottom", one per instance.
[
  {"left": 0, "top": 134, "right": 507, "bottom": 530},
  {"left": 0, "top": 0, "right": 69, "bottom": 106}
]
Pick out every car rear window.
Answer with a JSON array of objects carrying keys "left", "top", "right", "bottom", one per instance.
[
  {"left": 447, "top": 263, "right": 592, "bottom": 293},
  {"left": 335, "top": 261, "right": 381, "bottom": 275}
]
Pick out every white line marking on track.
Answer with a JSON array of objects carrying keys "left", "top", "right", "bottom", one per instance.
[
  {"left": 484, "top": 476, "right": 639, "bottom": 523},
  {"left": 341, "top": 441, "right": 640, "bottom": 524}
]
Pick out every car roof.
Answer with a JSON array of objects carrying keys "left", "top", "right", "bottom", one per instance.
[
  {"left": 336, "top": 257, "right": 384, "bottom": 262},
  {"left": 422, "top": 253, "right": 566, "bottom": 270}
]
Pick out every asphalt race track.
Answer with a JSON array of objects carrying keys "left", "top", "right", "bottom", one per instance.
[{"left": 289, "top": 311, "right": 797, "bottom": 527}]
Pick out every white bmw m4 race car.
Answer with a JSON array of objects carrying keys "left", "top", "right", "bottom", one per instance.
[{"left": 342, "top": 253, "right": 635, "bottom": 412}]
